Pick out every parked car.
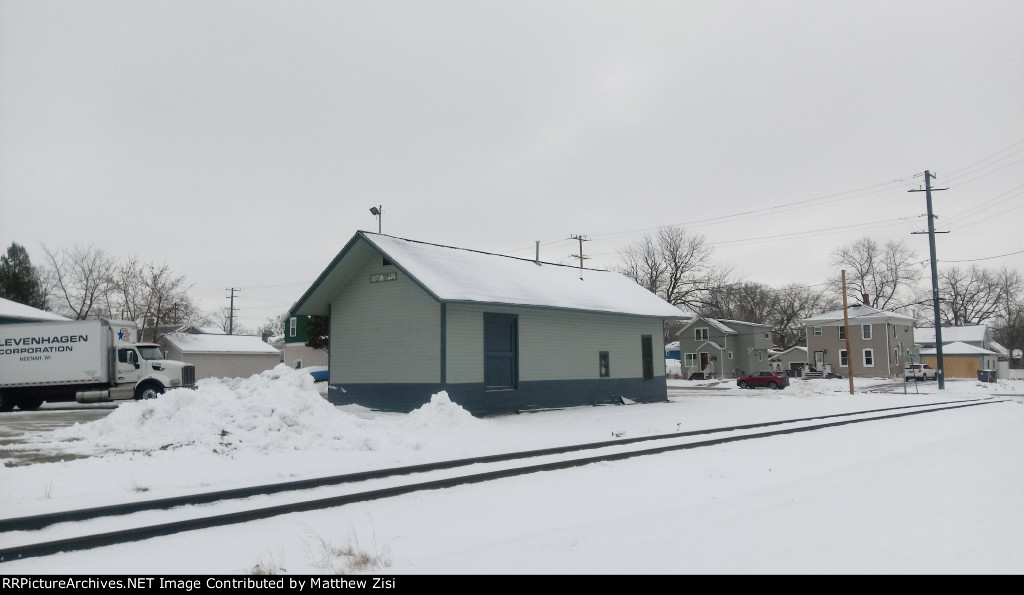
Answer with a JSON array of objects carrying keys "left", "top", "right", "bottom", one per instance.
[
  {"left": 905, "top": 363, "right": 937, "bottom": 381},
  {"left": 736, "top": 371, "right": 790, "bottom": 390}
]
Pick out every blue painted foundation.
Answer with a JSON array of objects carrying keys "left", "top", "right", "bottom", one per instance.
[{"left": 327, "top": 377, "right": 668, "bottom": 417}]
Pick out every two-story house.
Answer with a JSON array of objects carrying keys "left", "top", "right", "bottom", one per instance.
[
  {"left": 676, "top": 316, "right": 774, "bottom": 379},
  {"left": 802, "top": 304, "right": 916, "bottom": 379}
]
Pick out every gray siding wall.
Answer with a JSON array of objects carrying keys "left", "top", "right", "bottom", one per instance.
[
  {"left": 177, "top": 353, "right": 281, "bottom": 380},
  {"left": 445, "top": 304, "right": 665, "bottom": 383},
  {"left": 329, "top": 254, "right": 441, "bottom": 384}
]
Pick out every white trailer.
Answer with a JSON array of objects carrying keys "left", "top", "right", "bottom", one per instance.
[{"left": 0, "top": 319, "right": 195, "bottom": 412}]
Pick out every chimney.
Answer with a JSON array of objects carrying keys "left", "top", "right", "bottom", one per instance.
[{"left": 535, "top": 241, "right": 541, "bottom": 265}]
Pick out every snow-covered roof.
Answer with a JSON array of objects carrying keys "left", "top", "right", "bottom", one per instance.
[
  {"left": 919, "top": 341, "right": 997, "bottom": 356},
  {"left": 162, "top": 333, "right": 282, "bottom": 355},
  {"left": 915, "top": 325, "right": 987, "bottom": 345},
  {"left": 802, "top": 304, "right": 916, "bottom": 325},
  {"left": 769, "top": 346, "right": 808, "bottom": 361},
  {"left": 678, "top": 316, "right": 769, "bottom": 337},
  {"left": 0, "top": 297, "right": 69, "bottom": 322},
  {"left": 292, "top": 232, "right": 685, "bottom": 318}
]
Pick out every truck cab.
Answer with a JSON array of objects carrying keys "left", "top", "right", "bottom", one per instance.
[{"left": 116, "top": 340, "right": 196, "bottom": 399}]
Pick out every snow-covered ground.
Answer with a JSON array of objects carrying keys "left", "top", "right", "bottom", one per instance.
[{"left": 1, "top": 365, "right": 1022, "bottom": 575}]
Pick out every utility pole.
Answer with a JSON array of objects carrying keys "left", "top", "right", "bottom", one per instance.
[
  {"left": 909, "top": 170, "right": 948, "bottom": 389},
  {"left": 226, "top": 288, "right": 239, "bottom": 335},
  {"left": 841, "top": 270, "right": 855, "bottom": 395},
  {"left": 568, "top": 234, "right": 590, "bottom": 279}
]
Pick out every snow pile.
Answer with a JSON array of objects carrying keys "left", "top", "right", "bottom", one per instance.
[
  {"left": 402, "top": 391, "right": 483, "bottom": 430},
  {"left": 50, "top": 364, "right": 382, "bottom": 455}
]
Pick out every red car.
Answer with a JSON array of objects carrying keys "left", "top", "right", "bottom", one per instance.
[{"left": 737, "top": 371, "right": 790, "bottom": 390}]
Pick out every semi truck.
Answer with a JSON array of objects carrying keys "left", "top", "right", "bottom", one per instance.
[{"left": 0, "top": 319, "right": 196, "bottom": 412}]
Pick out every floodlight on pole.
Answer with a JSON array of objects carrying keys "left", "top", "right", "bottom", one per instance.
[{"left": 369, "top": 205, "right": 382, "bottom": 233}]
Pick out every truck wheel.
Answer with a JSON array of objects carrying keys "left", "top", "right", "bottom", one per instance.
[
  {"left": 768, "top": 381, "right": 779, "bottom": 389},
  {"left": 0, "top": 392, "right": 16, "bottom": 412},
  {"left": 16, "top": 396, "right": 44, "bottom": 411},
  {"left": 738, "top": 380, "right": 748, "bottom": 389},
  {"left": 134, "top": 383, "right": 164, "bottom": 400}
]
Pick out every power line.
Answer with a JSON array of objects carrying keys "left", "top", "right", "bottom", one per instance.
[{"left": 940, "top": 249, "right": 1024, "bottom": 264}]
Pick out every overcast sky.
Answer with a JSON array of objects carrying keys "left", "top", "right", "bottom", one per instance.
[{"left": 2, "top": 1, "right": 1022, "bottom": 331}]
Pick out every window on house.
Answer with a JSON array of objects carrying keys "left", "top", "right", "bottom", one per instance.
[
  {"left": 840, "top": 349, "right": 848, "bottom": 367},
  {"left": 892, "top": 324, "right": 897, "bottom": 338},
  {"left": 695, "top": 328, "right": 709, "bottom": 341},
  {"left": 289, "top": 317, "right": 297, "bottom": 337},
  {"left": 757, "top": 351, "right": 762, "bottom": 361},
  {"left": 728, "top": 351, "right": 733, "bottom": 360},
  {"left": 684, "top": 353, "right": 697, "bottom": 367},
  {"left": 839, "top": 326, "right": 845, "bottom": 340},
  {"left": 863, "top": 349, "right": 874, "bottom": 367},
  {"left": 862, "top": 325, "right": 872, "bottom": 340},
  {"left": 813, "top": 326, "right": 822, "bottom": 336},
  {"left": 599, "top": 352, "right": 610, "bottom": 378}
]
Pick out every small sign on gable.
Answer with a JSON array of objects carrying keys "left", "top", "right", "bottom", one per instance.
[{"left": 369, "top": 271, "right": 397, "bottom": 284}]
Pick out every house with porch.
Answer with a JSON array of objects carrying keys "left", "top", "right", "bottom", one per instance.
[
  {"left": 802, "top": 304, "right": 916, "bottom": 379},
  {"left": 675, "top": 316, "right": 774, "bottom": 379}
]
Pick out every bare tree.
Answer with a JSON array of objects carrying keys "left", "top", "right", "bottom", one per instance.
[
  {"left": 138, "top": 263, "right": 196, "bottom": 340},
  {"left": 699, "top": 281, "right": 779, "bottom": 324},
  {"left": 994, "top": 296, "right": 1024, "bottom": 369},
  {"left": 618, "top": 226, "right": 730, "bottom": 313},
  {"left": 771, "top": 284, "right": 842, "bottom": 350},
  {"left": 937, "top": 265, "right": 1021, "bottom": 326},
  {"left": 42, "top": 244, "right": 116, "bottom": 319},
  {"left": 829, "top": 237, "right": 921, "bottom": 311}
]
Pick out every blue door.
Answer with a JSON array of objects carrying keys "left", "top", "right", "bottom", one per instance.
[{"left": 484, "top": 313, "right": 518, "bottom": 390}]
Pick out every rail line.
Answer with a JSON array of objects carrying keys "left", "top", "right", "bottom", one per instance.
[{"left": 0, "top": 397, "right": 1006, "bottom": 563}]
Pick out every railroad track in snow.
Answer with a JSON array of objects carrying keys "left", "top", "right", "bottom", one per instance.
[{"left": 0, "top": 396, "right": 1007, "bottom": 563}]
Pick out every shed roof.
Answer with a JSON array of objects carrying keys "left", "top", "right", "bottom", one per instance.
[
  {"left": 0, "top": 297, "right": 69, "bottom": 322},
  {"left": 162, "top": 333, "right": 281, "bottom": 355},
  {"left": 291, "top": 232, "right": 685, "bottom": 318}
]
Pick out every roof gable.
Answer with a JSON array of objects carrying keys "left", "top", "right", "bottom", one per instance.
[{"left": 292, "top": 232, "right": 684, "bottom": 318}]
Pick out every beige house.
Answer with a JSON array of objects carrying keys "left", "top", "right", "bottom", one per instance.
[{"left": 802, "top": 304, "right": 916, "bottom": 379}]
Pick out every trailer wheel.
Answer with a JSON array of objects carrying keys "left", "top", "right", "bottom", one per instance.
[
  {"left": 0, "top": 392, "right": 16, "bottom": 412},
  {"left": 134, "top": 383, "right": 164, "bottom": 400},
  {"left": 16, "top": 396, "right": 44, "bottom": 410}
]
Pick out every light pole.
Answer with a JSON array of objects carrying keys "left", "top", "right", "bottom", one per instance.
[{"left": 369, "top": 205, "right": 382, "bottom": 233}]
